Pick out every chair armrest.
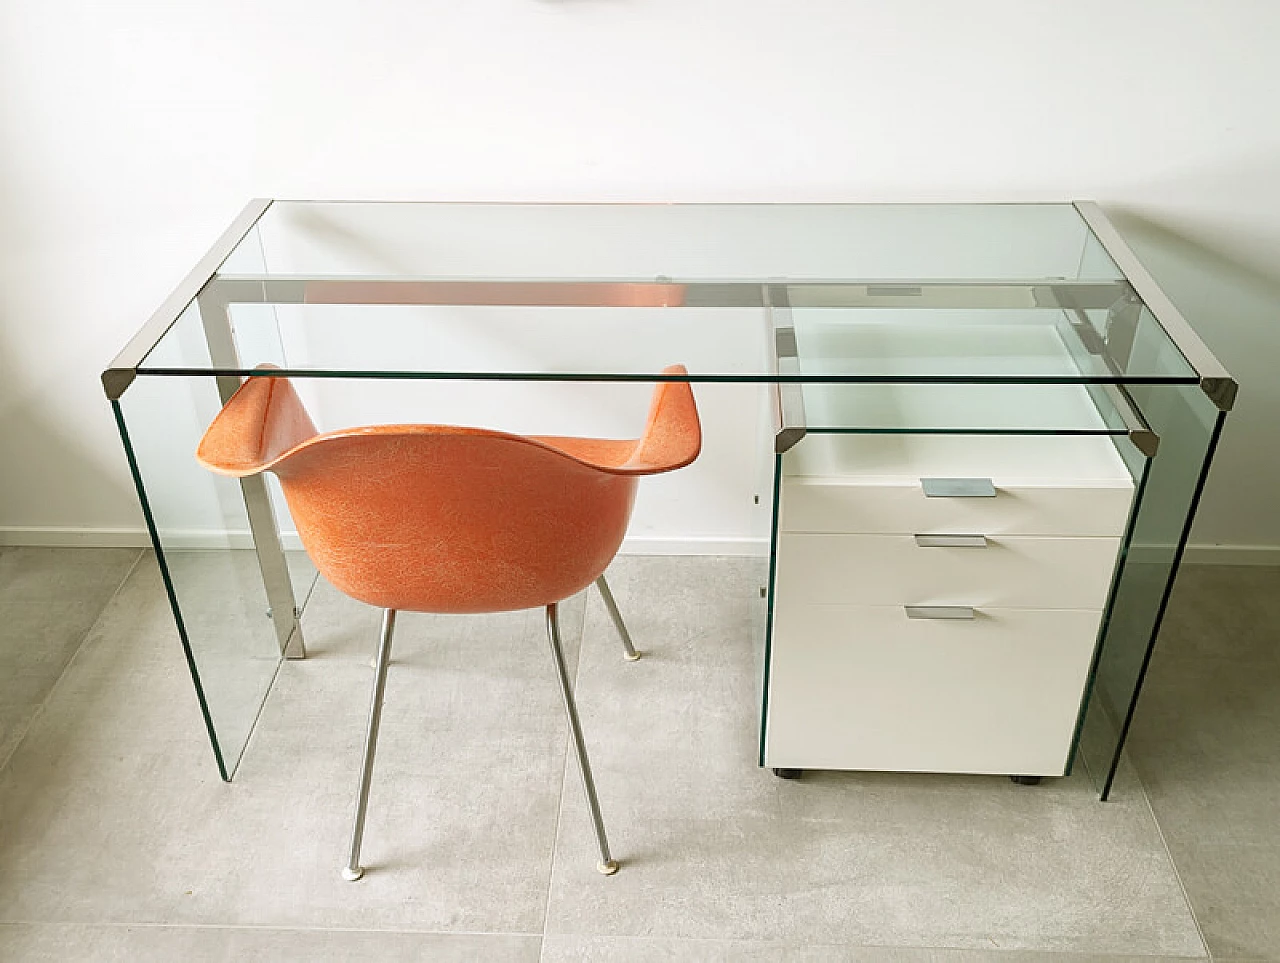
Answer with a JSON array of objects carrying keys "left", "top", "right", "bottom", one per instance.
[
  {"left": 195, "top": 370, "right": 318, "bottom": 477},
  {"left": 530, "top": 365, "right": 702, "bottom": 476},
  {"left": 619, "top": 365, "right": 702, "bottom": 473}
]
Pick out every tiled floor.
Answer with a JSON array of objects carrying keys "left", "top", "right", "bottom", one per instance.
[
  {"left": 1124, "top": 565, "right": 1280, "bottom": 963},
  {"left": 0, "top": 548, "right": 142, "bottom": 770},
  {"left": 0, "top": 547, "right": 1275, "bottom": 961}
]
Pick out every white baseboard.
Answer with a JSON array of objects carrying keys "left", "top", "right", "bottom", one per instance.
[
  {"left": 2, "top": 526, "right": 1274, "bottom": 565},
  {"left": 0, "top": 527, "right": 155, "bottom": 548},
  {"left": 619, "top": 536, "right": 768, "bottom": 557},
  {"left": 0, "top": 527, "right": 770, "bottom": 558}
]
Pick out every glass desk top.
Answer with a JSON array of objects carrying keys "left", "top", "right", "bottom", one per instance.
[
  {"left": 106, "top": 201, "right": 1230, "bottom": 398},
  {"left": 102, "top": 200, "right": 1234, "bottom": 799}
]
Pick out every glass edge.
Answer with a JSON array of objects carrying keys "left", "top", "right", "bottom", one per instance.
[
  {"left": 804, "top": 427, "right": 1130, "bottom": 437},
  {"left": 130, "top": 367, "right": 1205, "bottom": 387},
  {"left": 267, "top": 199, "right": 1081, "bottom": 210},
  {"left": 759, "top": 452, "right": 783, "bottom": 769},
  {"left": 111, "top": 399, "right": 230, "bottom": 781}
]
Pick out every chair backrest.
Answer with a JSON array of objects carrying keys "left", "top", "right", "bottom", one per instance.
[
  {"left": 197, "top": 371, "right": 700, "bottom": 614},
  {"left": 273, "top": 426, "right": 640, "bottom": 612}
]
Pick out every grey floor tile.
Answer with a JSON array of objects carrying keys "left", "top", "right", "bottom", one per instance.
[
  {"left": 1152, "top": 566, "right": 1280, "bottom": 665},
  {"left": 0, "top": 548, "right": 140, "bottom": 767},
  {"left": 0, "top": 547, "right": 141, "bottom": 605},
  {"left": 0, "top": 559, "right": 586, "bottom": 936},
  {"left": 0, "top": 922, "right": 540, "bottom": 962},
  {"left": 1126, "top": 657, "right": 1280, "bottom": 848},
  {"left": 1157, "top": 843, "right": 1280, "bottom": 961},
  {"left": 542, "top": 935, "right": 1205, "bottom": 962},
  {"left": 545, "top": 557, "right": 1204, "bottom": 957},
  {"left": 1124, "top": 565, "right": 1280, "bottom": 961},
  {"left": 565, "top": 556, "right": 774, "bottom": 824},
  {"left": 547, "top": 804, "right": 1202, "bottom": 955}
]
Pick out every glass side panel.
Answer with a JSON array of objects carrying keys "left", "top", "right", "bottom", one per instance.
[
  {"left": 115, "top": 320, "right": 320, "bottom": 778},
  {"left": 243, "top": 202, "right": 1092, "bottom": 282},
  {"left": 114, "top": 373, "right": 319, "bottom": 777},
  {"left": 1076, "top": 382, "right": 1224, "bottom": 797}
]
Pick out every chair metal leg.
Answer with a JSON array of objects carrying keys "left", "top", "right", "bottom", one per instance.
[
  {"left": 545, "top": 603, "right": 619, "bottom": 875},
  {"left": 343, "top": 608, "right": 397, "bottom": 881},
  {"left": 595, "top": 575, "right": 639, "bottom": 661}
]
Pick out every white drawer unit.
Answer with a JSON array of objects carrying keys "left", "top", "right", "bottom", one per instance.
[
  {"left": 763, "top": 432, "right": 1136, "bottom": 779},
  {"left": 766, "top": 604, "right": 1105, "bottom": 775}
]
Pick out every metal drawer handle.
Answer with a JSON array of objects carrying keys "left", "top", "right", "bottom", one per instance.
[
  {"left": 914, "top": 534, "right": 987, "bottom": 548},
  {"left": 921, "top": 477, "right": 996, "bottom": 498},
  {"left": 905, "top": 605, "right": 975, "bottom": 620}
]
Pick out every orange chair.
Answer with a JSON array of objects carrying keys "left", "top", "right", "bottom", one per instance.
[{"left": 196, "top": 368, "right": 701, "bottom": 880}]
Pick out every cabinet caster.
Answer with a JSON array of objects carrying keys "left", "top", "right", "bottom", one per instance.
[
  {"left": 772, "top": 768, "right": 803, "bottom": 780},
  {"left": 1009, "top": 775, "right": 1042, "bottom": 786}
]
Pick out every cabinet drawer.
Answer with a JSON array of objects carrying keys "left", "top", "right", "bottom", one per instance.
[
  {"left": 765, "top": 604, "right": 1101, "bottom": 775},
  {"left": 779, "top": 478, "right": 1133, "bottom": 537},
  {"left": 775, "top": 533, "right": 1121, "bottom": 610}
]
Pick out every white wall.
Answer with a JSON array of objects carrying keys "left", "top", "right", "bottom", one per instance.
[{"left": 2, "top": 0, "right": 1277, "bottom": 553}]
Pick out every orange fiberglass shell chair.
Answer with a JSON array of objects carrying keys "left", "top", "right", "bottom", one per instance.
[{"left": 196, "top": 366, "right": 701, "bottom": 880}]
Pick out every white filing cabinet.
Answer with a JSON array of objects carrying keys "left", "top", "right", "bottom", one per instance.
[{"left": 763, "top": 431, "right": 1136, "bottom": 778}]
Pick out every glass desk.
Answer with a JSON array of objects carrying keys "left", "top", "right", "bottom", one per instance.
[{"left": 102, "top": 201, "right": 1234, "bottom": 797}]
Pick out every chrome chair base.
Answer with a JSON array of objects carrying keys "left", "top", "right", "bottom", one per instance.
[
  {"left": 342, "top": 600, "right": 624, "bottom": 880},
  {"left": 595, "top": 574, "right": 639, "bottom": 661},
  {"left": 546, "top": 602, "right": 617, "bottom": 873},
  {"left": 344, "top": 608, "right": 397, "bottom": 882}
]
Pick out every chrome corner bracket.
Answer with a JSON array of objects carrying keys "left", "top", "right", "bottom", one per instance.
[
  {"left": 1128, "top": 428, "right": 1161, "bottom": 459},
  {"left": 1200, "top": 377, "right": 1238, "bottom": 412},
  {"left": 101, "top": 367, "right": 137, "bottom": 402},
  {"left": 766, "top": 285, "right": 807, "bottom": 454}
]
